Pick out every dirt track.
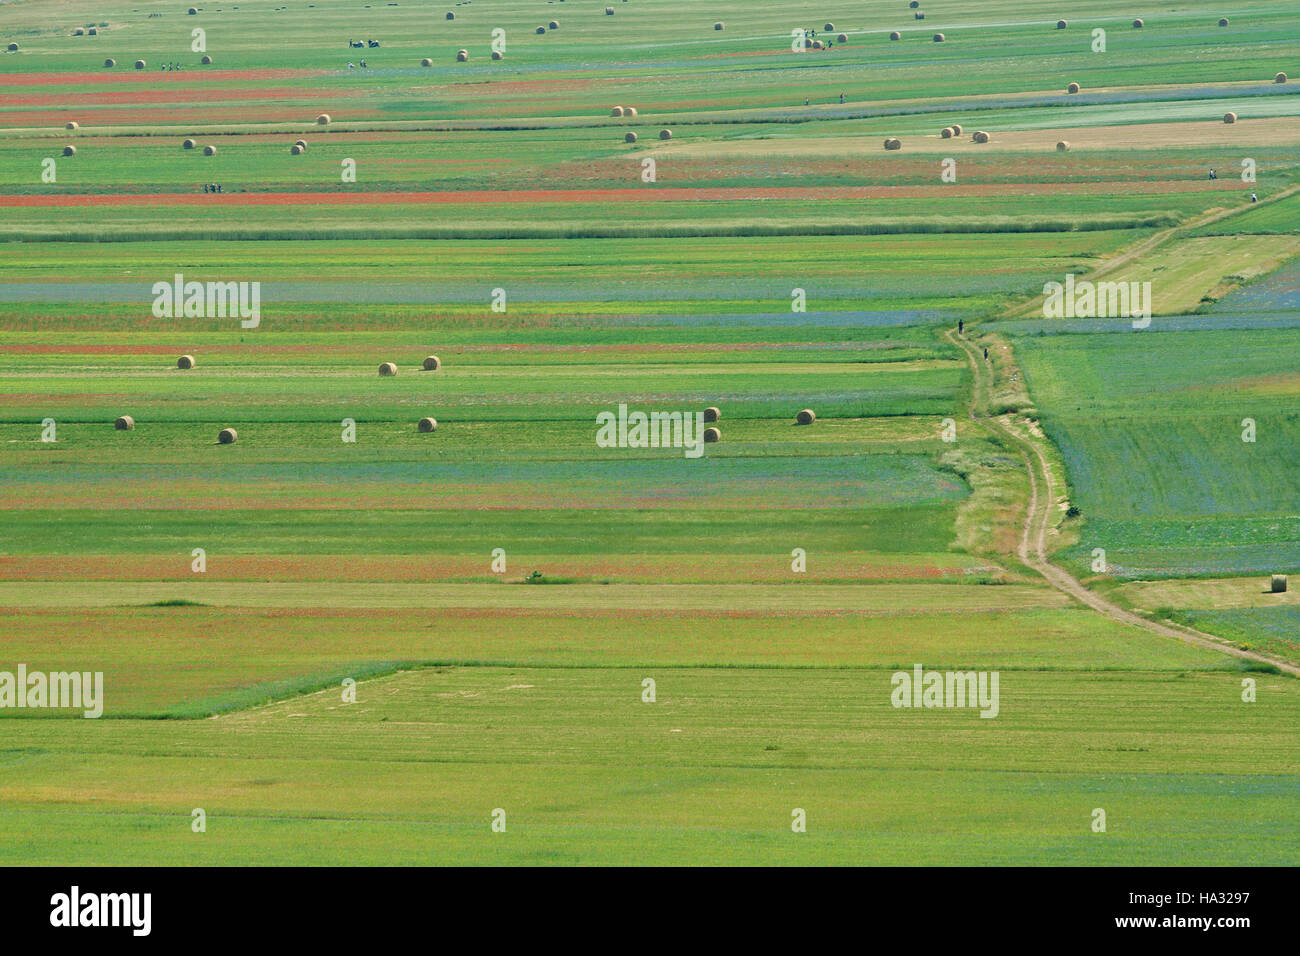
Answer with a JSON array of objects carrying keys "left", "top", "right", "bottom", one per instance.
[{"left": 949, "top": 250, "right": 1300, "bottom": 676}]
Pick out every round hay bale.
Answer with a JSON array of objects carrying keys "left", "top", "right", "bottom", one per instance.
[
  {"left": 62, "top": 144, "right": 76, "bottom": 156},
  {"left": 714, "top": 22, "right": 724, "bottom": 31},
  {"left": 703, "top": 426, "right": 720, "bottom": 443},
  {"left": 549, "top": 20, "right": 559, "bottom": 30},
  {"left": 1132, "top": 18, "right": 1143, "bottom": 28},
  {"left": 66, "top": 121, "right": 79, "bottom": 130},
  {"left": 624, "top": 131, "right": 638, "bottom": 143},
  {"left": 445, "top": 11, "right": 454, "bottom": 19},
  {"left": 659, "top": 128, "right": 673, "bottom": 140},
  {"left": 933, "top": 33, "right": 944, "bottom": 42},
  {"left": 914, "top": 11, "right": 925, "bottom": 19},
  {"left": 177, "top": 355, "right": 196, "bottom": 369},
  {"left": 838, "top": 33, "right": 848, "bottom": 43},
  {"left": 940, "top": 126, "right": 954, "bottom": 138},
  {"left": 972, "top": 130, "right": 990, "bottom": 143},
  {"left": 1056, "top": 140, "right": 1070, "bottom": 151},
  {"left": 134, "top": 59, "right": 146, "bottom": 70},
  {"left": 605, "top": 6, "right": 614, "bottom": 14},
  {"left": 456, "top": 49, "right": 468, "bottom": 61},
  {"left": 295, "top": 139, "right": 308, "bottom": 148},
  {"left": 183, "top": 138, "right": 196, "bottom": 150},
  {"left": 88, "top": 28, "right": 96, "bottom": 36},
  {"left": 73, "top": 28, "right": 85, "bottom": 37},
  {"left": 422, "top": 355, "right": 441, "bottom": 371},
  {"left": 883, "top": 137, "right": 902, "bottom": 150},
  {"left": 951, "top": 123, "right": 962, "bottom": 134},
  {"left": 316, "top": 113, "right": 330, "bottom": 125},
  {"left": 417, "top": 417, "right": 438, "bottom": 433},
  {"left": 114, "top": 415, "right": 135, "bottom": 431},
  {"left": 811, "top": 40, "right": 823, "bottom": 50},
  {"left": 625, "top": 106, "right": 637, "bottom": 117},
  {"left": 203, "top": 144, "right": 216, "bottom": 156},
  {"left": 421, "top": 57, "right": 433, "bottom": 66},
  {"left": 536, "top": 26, "right": 546, "bottom": 34},
  {"left": 6, "top": 43, "right": 17, "bottom": 52},
  {"left": 201, "top": 54, "right": 212, "bottom": 65},
  {"left": 491, "top": 50, "right": 503, "bottom": 60},
  {"left": 1218, "top": 18, "right": 1229, "bottom": 27},
  {"left": 1276, "top": 72, "right": 1287, "bottom": 84},
  {"left": 218, "top": 427, "right": 238, "bottom": 444},
  {"left": 1057, "top": 19, "right": 1068, "bottom": 29},
  {"left": 824, "top": 22, "right": 834, "bottom": 31},
  {"left": 291, "top": 143, "right": 304, "bottom": 154},
  {"left": 703, "top": 406, "right": 720, "bottom": 423},
  {"left": 188, "top": 6, "right": 198, "bottom": 13},
  {"left": 1271, "top": 574, "right": 1288, "bottom": 593},
  {"left": 104, "top": 58, "right": 116, "bottom": 67},
  {"left": 1224, "top": 111, "right": 1237, "bottom": 124},
  {"left": 378, "top": 361, "right": 398, "bottom": 376},
  {"left": 889, "top": 31, "right": 902, "bottom": 41},
  {"left": 796, "top": 409, "right": 816, "bottom": 425},
  {"left": 1067, "top": 82, "right": 1080, "bottom": 94}
]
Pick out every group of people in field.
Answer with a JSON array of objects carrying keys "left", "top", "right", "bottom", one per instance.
[{"left": 201, "top": 183, "right": 225, "bottom": 194}]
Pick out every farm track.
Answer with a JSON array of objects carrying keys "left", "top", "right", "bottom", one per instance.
[
  {"left": 1008, "top": 182, "right": 1300, "bottom": 318},
  {"left": 950, "top": 204, "right": 1300, "bottom": 676}
]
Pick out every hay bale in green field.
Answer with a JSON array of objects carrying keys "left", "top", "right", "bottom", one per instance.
[
  {"left": 378, "top": 362, "right": 398, "bottom": 376},
  {"left": 659, "top": 128, "right": 672, "bottom": 140},
  {"left": 703, "top": 406, "right": 720, "bottom": 423},
  {"left": 422, "top": 355, "right": 441, "bottom": 370},
  {"left": 66, "top": 121, "right": 79, "bottom": 130},
  {"left": 418, "top": 417, "right": 438, "bottom": 433},
  {"left": 889, "top": 31, "right": 901, "bottom": 40},
  {"left": 134, "top": 59, "right": 146, "bottom": 69},
  {"left": 796, "top": 409, "right": 816, "bottom": 425},
  {"left": 291, "top": 144, "right": 304, "bottom": 154},
  {"left": 1276, "top": 72, "right": 1287, "bottom": 83},
  {"left": 941, "top": 126, "right": 954, "bottom": 138},
  {"left": 1271, "top": 574, "right": 1288, "bottom": 593},
  {"left": 883, "top": 137, "right": 901, "bottom": 150},
  {"left": 951, "top": 124, "right": 962, "bottom": 134},
  {"left": 1133, "top": 18, "right": 1144, "bottom": 28},
  {"left": 536, "top": 26, "right": 546, "bottom": 34},
  {"left": 549, "top": 20, "right": 559, "bottom": 29},
  {"left": 446, "top": 11, "right": 454, "bottom": 19},
  {"left": 491, "top": 50, "right": 503, "bottom": 60},
  {"left": 456, "top": 49, "right": 468, "bottom": 61},
  {"left": 1057, "top": 140, "right": 1070, "bottom": 151},
  {"left": 183, "top": 138, "right": 196, "bottom": 149},
  {"left": 933, "top": 33, "right": 944, "bottom": 42},
  {"left": 703, "top": 427, "right": 720, "bottom": 443},
  {"left": 972, "top": 130, "right": 990, "bottom": 143},
  {"left": 177, "top": 355, "right": 196, "bottom": 369},
  {"left": 201, "top": 54, "right": 212, "bottom": 64},
  {"left": 1223, "top": 112, "right": 1237, "bottom": 124},
  {"left": 7, "top": 43, "right": 17, "bottom": 52},
  {"left": 1067, "top": 82, "right": 1080, "bottom": 93},
  {"left": 1218, "top": 18, "right": 1229, "bottom": 27},
  {"left": 114, "top": 415, "right": 134, "bottom": 431},
  {"left": 203, "top": 144, "right": 216, "bottom": 155},
  {"left": 316, "top": 113, "right": 331, "bottom": 125},
  {"left": 714, "top": 22, "right": 723, "bottom": 31},
  {"left": 1057, "top": 19, "right": 1067, "bottom": 29},
  {"left": 62, "top": 144, "right": 76, "bottom": 156},
  {"left": 837, "top": 33, "right": 847, "bottom": 43},
  {"left": 218, "top": 428, "right": 237, "bottom": 444},
  {"left": 824, "top": 22, "right": 834, "bottom": 31},
  {"left": 421, "top": 57, "right": 432, "bottom": 66},
  {"left": 104, "top": 58, "right": 116, "bottom": 67},
  {"left": 625, "top": 131, "right": 638, "bottom": 143}
]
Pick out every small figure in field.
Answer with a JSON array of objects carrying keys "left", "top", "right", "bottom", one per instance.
[
  {"left": 360, "top": 59, "right": 367, "bottom": 68},
  {"left": 983, "top": 347, "right": 989, "bottom": 360},
  {"left": 839, "top": 92, "right": 845, "bottom": 104},
  {"left": 1251, "top": 193, "right": 1258, "bottom": 202},
  {"left": 805, "top": 97, "right": 810, "bottom": 106},
  {"left": 958, "top": 319, "right": 964, "bottom": 334},
  {"left": 1208, "top": 169, "right": 1217, "bottom": 180}
]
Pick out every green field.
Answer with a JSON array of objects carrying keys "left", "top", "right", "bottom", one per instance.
[{"left": 1, "top": 0, "right": 1297, "bottom": 866}]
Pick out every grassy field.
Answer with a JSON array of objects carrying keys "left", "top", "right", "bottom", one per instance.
[{"left": 0, "top": 0, "right": 1298, "bottom": 866}]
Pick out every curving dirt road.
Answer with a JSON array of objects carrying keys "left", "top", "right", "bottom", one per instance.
[{"left": 946, "top": 325, "right": 1300, "bottom": 678}]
